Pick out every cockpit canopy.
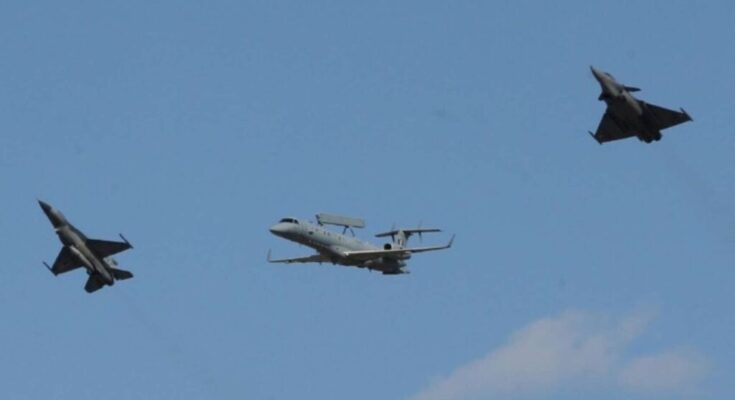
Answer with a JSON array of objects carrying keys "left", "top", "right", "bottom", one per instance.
[{"left": 279, "top": 217, "right": 299, "bottom": 224}]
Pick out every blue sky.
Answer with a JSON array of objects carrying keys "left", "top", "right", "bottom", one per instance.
[{"left": 1, "top": 1, "right": 734, "bottom": 399}]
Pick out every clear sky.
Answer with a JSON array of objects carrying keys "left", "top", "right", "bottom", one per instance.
[{"left": 1, "top": 1, "right": 733, "bottom": 399}]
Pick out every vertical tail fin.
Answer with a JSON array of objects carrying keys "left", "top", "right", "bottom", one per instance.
[{"left": 394, "top": 231, "right": 408, "bottom": 248}]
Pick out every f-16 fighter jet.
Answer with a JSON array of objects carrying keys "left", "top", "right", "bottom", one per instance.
[
  {"left": 39, "top": 200, "right": 134, "bottom": 293},
  {"left": 589, "top": 66, "right": 692, "bottom": 144},
  {"left": 268, "top": 213, "right": 453, "bottom": 275}
]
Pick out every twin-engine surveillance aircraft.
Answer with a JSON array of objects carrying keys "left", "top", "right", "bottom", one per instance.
[
  {"left": 589, "top": 66, "right": 692, "bottom": 144},
  {"left": 268, "top": 213, "right": 454, "bottom": 275},
  {"left": 39, "top": 200, "right": 134, "bottom": 293}
]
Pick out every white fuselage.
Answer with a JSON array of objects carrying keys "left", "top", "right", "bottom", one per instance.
[{"left": 270, "top": 218, "right": 407, "bottom": 271}]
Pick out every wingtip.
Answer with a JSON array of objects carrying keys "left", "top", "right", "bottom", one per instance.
[
  {"left": 588, "top": 131, "right": 602, "bottom": 145},
  {"left": 119, "top": 233, "right": 133, "bottom": 249},
  {"left": 681, "top": 108, "right": 693, "bottom": 122},
  {"left": 42, "top": 261, "right": 56, "bottom": 275},
  {"left": 266, "top": 249, "right": 272, "bottom": 262},
  {"left": 447, "top": 234, "right": 455, "bottom": 248}
]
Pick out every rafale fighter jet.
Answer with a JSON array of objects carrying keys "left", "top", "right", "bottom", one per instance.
[
  {"left": 39, "top": 200, "right": 134, "bottom": 293},
  {"left": 589, "top": 66, "right": 692, "bottom": 144},
  {"left": 268, "top": 213, "right": 454, "bottom": 275}
]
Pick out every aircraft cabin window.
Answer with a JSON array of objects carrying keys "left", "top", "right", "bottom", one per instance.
[{"left": 279, "top": 218, "right": 298, "bottom": 224}]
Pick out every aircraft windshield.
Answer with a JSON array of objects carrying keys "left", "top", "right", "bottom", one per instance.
[{"left": 279, "top": 218, "right": 298, "bottom": 224}]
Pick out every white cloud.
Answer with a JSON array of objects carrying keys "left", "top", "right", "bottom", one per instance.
[
  {"left": 619, "top": 350, "right": 708, "bottom": 393},
  {"left": 410, "top": 310, "right": 707, "bottom": 400}
]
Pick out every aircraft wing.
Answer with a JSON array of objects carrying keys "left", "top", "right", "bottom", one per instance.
[
  {"left": 87, "top": 238, "right": 132, "bottom": 259},
  {"left": 49, "top": 247, "right": 83, "bottom": 275},
  {"left": 645, "top": 103, "right": 692, "bottom": 131},
  {"left": 591, "top": 111, "right": 635, "bottom": 143},
  {"left": 343, "top": 236, "right": 454, "bottom": 261},
  {"left": 267, "top": 251, "right": 330, "bottom": 264}
]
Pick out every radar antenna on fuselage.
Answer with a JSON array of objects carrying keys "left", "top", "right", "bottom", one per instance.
[{"left": 316, "top": 213, "right": 365, "bottom": 236}]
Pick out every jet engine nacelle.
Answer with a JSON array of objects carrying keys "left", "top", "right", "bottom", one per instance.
[{"left": 384, "top": 243, "right": 393, "bottom": 250}]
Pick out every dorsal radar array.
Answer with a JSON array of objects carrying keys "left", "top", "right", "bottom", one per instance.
[{"left": 316, "top": 213, "right": 365, "bottom": 236}]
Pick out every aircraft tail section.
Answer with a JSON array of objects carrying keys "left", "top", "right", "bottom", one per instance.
[
  {"left": 111, "top": 268, "right": 134, "bottom": 281},
  {"left": 84, "top": 274, "right": 107, "bottom": 293},
  {"left": 375, "top": 228, "right": 442, "bottom": 248},
  {"left": 394, "top": 231, "right": 408, "bottom": 248}
]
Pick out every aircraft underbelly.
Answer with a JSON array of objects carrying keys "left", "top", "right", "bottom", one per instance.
[
  {"left": 74, "top": 245, "right": 113, "bottom": 283},
  {"left": 68, "top": 246, "right": 94, "bottom": 271},
  {"left": 607, "top": 102, "right": 640, "bottom": 132},
  {"left": 362, "top": 257, "right": 404, "bottom": 273}
]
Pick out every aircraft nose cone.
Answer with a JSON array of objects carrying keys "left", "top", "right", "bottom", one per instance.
[
  {"left": 590, "top": 66, "right": 604, "bottom": 80},
  {"left": 269, "top": 223, "right": 286, "bottom": 235},
  {"left": 38, "top": 199, "right": 66, "bottom": 227},
  {"left": 38, "top": 200, "right": 53, "bottom": 215}
]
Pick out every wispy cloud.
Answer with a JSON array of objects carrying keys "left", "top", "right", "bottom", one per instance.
[
  {"left": 619, "top": 350, "right": 708, "bottom": 393},
  {"left": 410, "top": 310, "right": 707, "bottom": 400}
]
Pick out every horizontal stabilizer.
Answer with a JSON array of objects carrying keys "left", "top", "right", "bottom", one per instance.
[
  {"left": 84, "top": 274, "right": 106, "bottom": 293},
  {"left": 344, "top": 235, "right": 454, "bottom": 261},
  {"left": 316, "top": 213, "right": 365, "bottom": 228},
  {"left": 375, "top": 228, "right": 441, "bottom": 238},
  {"left": 111, "top": 268, "right": 133, "bottom": 281}
]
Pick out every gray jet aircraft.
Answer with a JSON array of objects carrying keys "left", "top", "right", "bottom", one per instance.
[
  {"left": 39, "top": 200, "right": 134, "bottom": 293},
  {"left": 589, "top": 66, "right": 692, "bottom": 144},
  {"left": 268, "top": 213, "right": 453, "bottom": 275}
]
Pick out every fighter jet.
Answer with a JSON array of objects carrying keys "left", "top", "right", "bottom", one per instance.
[
  {"left": 268, "top": 213, "right": 454, "bottom": 275},
  {"left": 588, "top": 66, "right": 692, "bottom": 144},
  {"left": 39, "top": 200, "right": 134, "bottom": 293}
]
